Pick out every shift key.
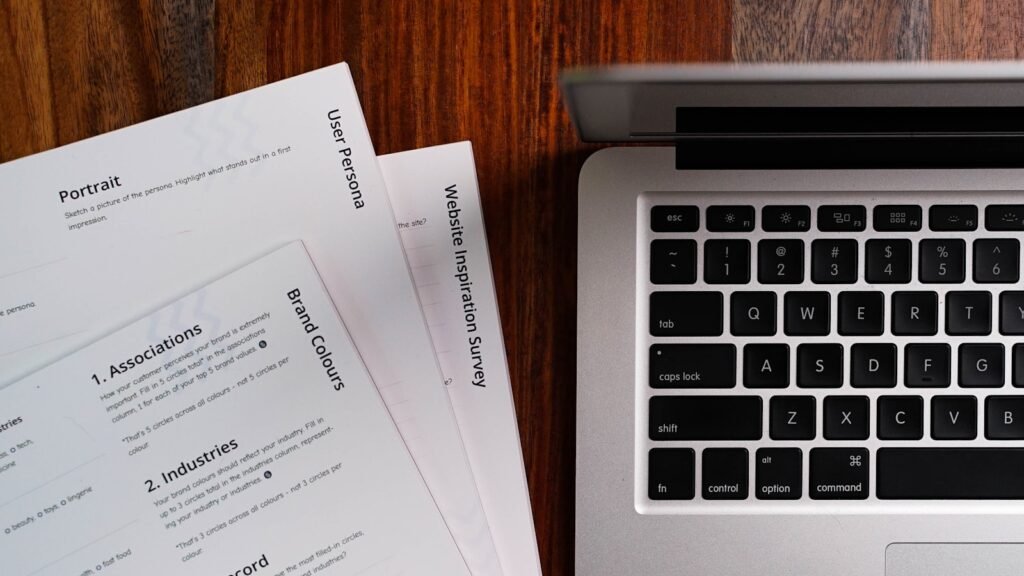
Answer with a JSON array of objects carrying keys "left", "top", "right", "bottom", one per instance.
[
  {"left": 650, "top": 292, "right": 723, "bottom": 336},
  {"left": 650, "top": 344, "right": 736, "bottom": 388},
  {"left": 650, "top": 396, "right": 762, "bottom": 440}
]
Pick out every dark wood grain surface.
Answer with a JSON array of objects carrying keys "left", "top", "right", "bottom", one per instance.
[{"left": 0, "top": 2, "right": 1018, "bottom": 574}]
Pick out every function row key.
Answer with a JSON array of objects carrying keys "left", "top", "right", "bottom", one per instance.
[
  {"left": 931, "top": 204, "right": 978, "bottom": 231},
  {"left": 987, "top": 204, "right": 1024, "bottom": 231},
  {"left": 762, "top": 205, "right": 811, "bottom": 232},
  {"left": 873, "top": 205, "right": 922, "bottom": 231},
  {"left": 817, "top": 205, "right": 866, "bottom": 231},
  {"left": 707, "top": 205, "right": 755, "bottom": 232},
  {"left": 649, "top": 203, "right": 1024, "bottom": 233},
  {"left": 652, "top": 205, "right": 866, "bottom": 233},
  {"left": 651, "top": 205, "right": 700, "bottom": 233}
]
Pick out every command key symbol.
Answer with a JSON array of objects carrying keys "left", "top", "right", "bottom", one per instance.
[{"left": 850, "top": 455, "right": 862, "bottom": 467}]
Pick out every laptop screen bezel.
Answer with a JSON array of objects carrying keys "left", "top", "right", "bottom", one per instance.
[{"left": 560, "top": 63, "right": 1024, "bottom": 143}]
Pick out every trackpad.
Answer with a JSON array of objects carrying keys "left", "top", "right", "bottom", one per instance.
[{"left": 887, "top": 544, "right": 1024, "bottom": 576}]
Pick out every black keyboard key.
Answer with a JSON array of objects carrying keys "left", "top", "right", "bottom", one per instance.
[
  {"left": 743, "top": 344, "right": 789, "bottom": 388},
  {"left": 986, "top": 204, "right": 1024, "bottom": 231},
  {"left": 730, "top": 292, "right": 776, "bottom": 336},
  {"left": 650, "top": 292, "right": 723, "bottom": 336},
  {"left": 809, "top": 448, "right": 869, "bottom": 500},
  {"left": 811, "top": 239, "right": 857, "bottom": 284},
  {"left": 702, "top": 448, "right": 748, "bottom": 500},
  {"left": 824, "top": 396, "right": 869, "bottom": 440},
  {"left": 818, "top": 205, "right": 866, "bottom": 232},
  {"left": 974, "top": 238, "right": 1020, "bottom": 283},
  {"left": 945, "top": 291, "right": 991, "bottom": 335},
  {"left": 891, "top": 291, "right": 937, "bottom": 336},
  {"left": 929, "top": 204, "right": 978, "bottom": 231},
  {"left": 877, "top": 395, "right": 924, "bottom": 440},
  {"left": 931, "top": 396, "right": 977, "bottom": 440},
  {"left": 755, "top": 448, "right": 802, "bottom": 500},
  {"left": 1000, "top": 291, "right": 1024, "bottom": 335},
  {"left": 649, "top": 344, "right": 736, "bottom": 389},
  {"left": 919, "top": 239, "right": 966, "bottom": 283},
  {"left": 758, "top": 239, "right": 804, "bottom": 284},
  {"left": 784, "top": 292, "right": 830, "bottom": 336},
  {"left": 649, "top": 396, "right": 762, "bottom": 440},
  {"left": 651, "top": 205, "right": 699, "bottom": 232},
  {"left": 704, "top": 239, "right": 751, "bottom": 284},
  {"left": 839, "top": 291, "right": 884, "bottom": 336},
  {"left": 1015, "top": 344, "right": 1024, "bottom": 388},
  {"left": 959, "top": 343, "right": 1004, "bottom": 388},
  {"left": 649, "top": 448, "right": 694, "bottom": 500},
  {"left": 797, "top": 344, "right": 843, "bottom": 388},
  {"left": 770, "top": 396, "right": 816, "bottom": 440},
  {"left": 877, "top": 448, "right": 1024, "bottom": 499},
  {"left": 762, "top": 205, "right": 811, "bottom": 232},
  {"left": 874, "top": 205, "right": 922, "bottom": 231},
  {"left": 707, "top": 205, "right": 754, "bottom": 232},
  {"left": 651, "top": 239, "right": 697, "bottom": 284},
  {"left": 851, "top": 343, "right": 896, "bottom": 388},
  {"left": 904, "top": 343, "right": 951, "bottom": 388},
  {"left": 865, "top": 239, "right": 911, "bottom": 284},
  {"left": 987, "top": 396, "right": 1024, "bottom": 439}
]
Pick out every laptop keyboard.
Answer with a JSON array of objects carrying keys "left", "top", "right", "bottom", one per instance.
[{"left": 641, "top": 193, "right": 1024, "bottom": 509}]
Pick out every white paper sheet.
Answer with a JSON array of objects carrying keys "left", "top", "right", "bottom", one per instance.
[
  {"left": 381, "top": 142, "right": 542, "bottom": 576},
  {"left": 0, "top": 65, "right": 499, "bottom": 575},
  {"left": 0, "top": 242, "right": 470, "bottom": 575}
]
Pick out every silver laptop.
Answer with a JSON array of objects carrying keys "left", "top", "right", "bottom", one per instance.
[{"left": 563, "top": 63, "right": 1024, "bottom": 576}]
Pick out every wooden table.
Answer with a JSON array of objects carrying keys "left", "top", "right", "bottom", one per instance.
[{"left": 0, "top": 2, "right": 1016, "bottom": 574}]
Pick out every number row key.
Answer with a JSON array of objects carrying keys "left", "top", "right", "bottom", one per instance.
[{"left": 652, "top": 238, "right": 1021, "bottom": 285}]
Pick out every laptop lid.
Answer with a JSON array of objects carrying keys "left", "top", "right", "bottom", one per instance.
[{"left": 560, "top": 62, "right": 1024, "bottom": 169}]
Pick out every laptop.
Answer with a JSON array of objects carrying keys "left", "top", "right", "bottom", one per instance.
[{"left": 562, "top": 62, "right": 1024, "bottom": 576}]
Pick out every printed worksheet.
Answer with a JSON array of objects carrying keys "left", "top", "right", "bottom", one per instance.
[
  {"left": 381, "top": 142, "right": 542, "bottom": 576},
  {"left": 0, "top": 242, "right": 470, "bottom": 576},
  {"left": 0, "top": 64, "right": 499, "bottom": 575}
]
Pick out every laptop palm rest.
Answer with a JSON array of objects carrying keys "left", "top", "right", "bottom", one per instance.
[{"left": 887, "top": 543, "right": 1024, "bottom": 576}]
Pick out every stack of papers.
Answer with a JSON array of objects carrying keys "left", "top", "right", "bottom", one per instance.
[{"left": 0, "top": 64, "right": 541, "bottom": 576}]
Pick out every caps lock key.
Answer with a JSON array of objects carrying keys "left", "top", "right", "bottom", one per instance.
[{"left": 650, "top": 344, "right": 736, "bottom": 388}]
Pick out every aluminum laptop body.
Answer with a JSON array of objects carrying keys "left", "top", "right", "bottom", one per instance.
[{"left": 564, "top": 63, "right": 1024, "bottom": 576}]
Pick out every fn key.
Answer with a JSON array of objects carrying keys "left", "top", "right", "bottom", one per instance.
[{"left": 649, "top": 448, "right": 694, "bottom": 500}]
